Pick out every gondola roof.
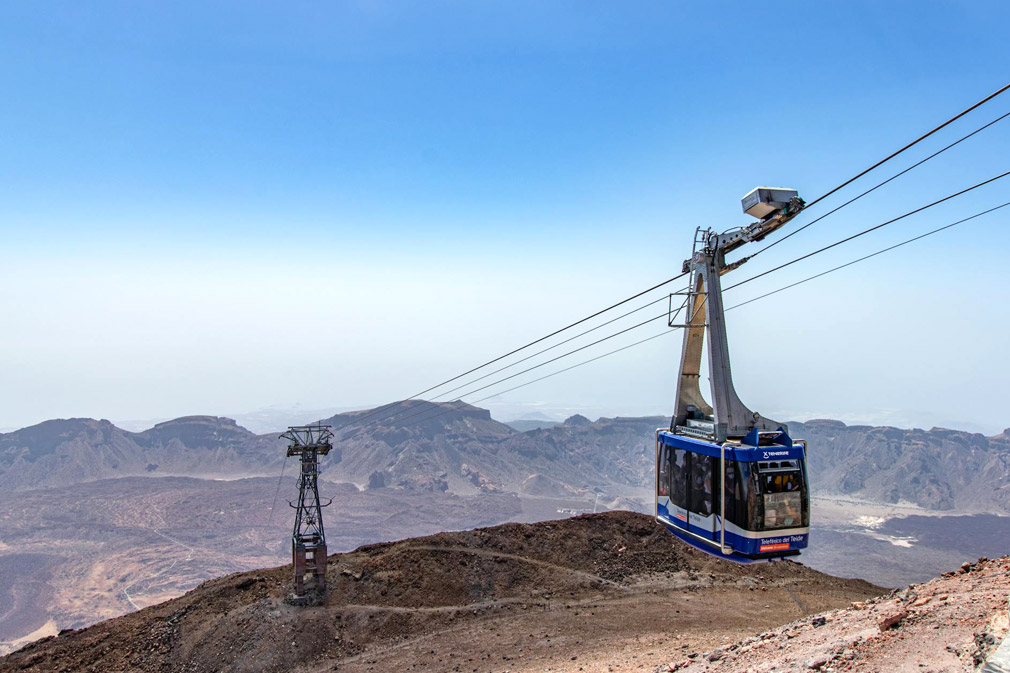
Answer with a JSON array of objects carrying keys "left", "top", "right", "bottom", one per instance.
[{"left": 658, "top": 428, "right": 805, "bottom": 462}]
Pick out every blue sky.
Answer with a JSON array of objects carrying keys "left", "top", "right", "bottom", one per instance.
[{"left": 1, "top": 1, "right": 1009, "bottom": 433}]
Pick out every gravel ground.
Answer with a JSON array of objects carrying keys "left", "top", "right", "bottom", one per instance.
[{"left": 659, "top": 556, "right": 1010, "bottom": 673}]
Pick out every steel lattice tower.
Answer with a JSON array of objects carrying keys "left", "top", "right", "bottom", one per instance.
[{"left": 281, "top": 425, "right": 333, "bottom": 597}]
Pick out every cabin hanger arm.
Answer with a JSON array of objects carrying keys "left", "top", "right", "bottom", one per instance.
[{"left": 672, "top": 187, "right": 803, "bottom": 442}]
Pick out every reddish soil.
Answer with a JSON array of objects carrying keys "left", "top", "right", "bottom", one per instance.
[
  {"left": 0, "top": 512, "right": 883, "bottom": 673},
  {"left": 660, "top": 556, "right": 1010, "bottom": 673}
]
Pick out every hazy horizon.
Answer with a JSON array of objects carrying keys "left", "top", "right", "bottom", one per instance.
[{"left": 1, "top": 398, "right": 1003, "bottom": 439}]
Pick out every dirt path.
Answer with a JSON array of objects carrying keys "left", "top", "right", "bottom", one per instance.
[
  {"left": 122, "top": 529, "right": 196, "bottom": 610},
  {"left": 401, "top": 544, "right": 628, "bottom": 589}
]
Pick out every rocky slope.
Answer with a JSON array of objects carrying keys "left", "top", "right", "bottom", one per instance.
[
  {"left": 660, "top": 555, "right": 1010, "bottom": 672},
  {"left": 0, "top": 476, "right": 522, "bottom": 656},
  {"left": 0, "top": 512, "right": 882, "bottom": 673}
]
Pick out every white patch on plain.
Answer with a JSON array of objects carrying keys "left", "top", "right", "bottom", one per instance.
[
  {"left": 887, "top": 537, "right": 916, "bottom": 548},
  {"left": 855, "top": 515, "right": 886, "bottom": 529}
]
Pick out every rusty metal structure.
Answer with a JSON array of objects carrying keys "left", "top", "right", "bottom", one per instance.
[{"left": 281, "top": 424, "right": 333, "bottom": 597}]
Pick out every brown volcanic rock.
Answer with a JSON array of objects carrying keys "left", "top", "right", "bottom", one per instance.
[
  {"left": 0, "top": 475, "right": 524, "bottom": 655},
  {"left": 661, "top": 556, "right": 1010, "bottom": 672},
  {"left": 0, "top": 512, "right": 882, "bottom": 673}
]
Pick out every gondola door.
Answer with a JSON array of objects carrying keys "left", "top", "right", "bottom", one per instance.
[
  {"left": 667, "top": 447, "right": 688, "bottom": 530},
  {"left": 687, "top": 451, "right": 719, "bottom": 542}
]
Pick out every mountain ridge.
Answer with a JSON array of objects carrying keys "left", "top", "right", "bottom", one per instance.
[
  {"left": 0, "top": 415, "right": 284, "bottom": 491},
  {"left": 3, "top": 406, "right": 1010, "bottom": 511},
  {"left": 795, "top": 419, "right": 1010, "bottom": 511}
]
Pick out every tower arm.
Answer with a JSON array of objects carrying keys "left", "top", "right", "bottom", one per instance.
[{"left": 717, "top": 187, "right": 806, "bottom": 261}]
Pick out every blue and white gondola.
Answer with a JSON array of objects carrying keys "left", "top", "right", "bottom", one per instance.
[
  {"left": 656, "top": 186, "right": 811, "bottom": 563},
  {"left": 655, "top": 427, "right": 809, "bottom": 563}
]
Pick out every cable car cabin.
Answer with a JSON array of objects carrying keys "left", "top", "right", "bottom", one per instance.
[
  {"left": 655, "top": 426, "right": 809, "bottom": 563},
  {"left": 658, "top": 189, "right": 809, "bottom": 562}
]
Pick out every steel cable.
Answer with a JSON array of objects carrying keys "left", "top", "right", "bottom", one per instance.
[
  {"left": 744, "top": 108, "right": 1010, "bottom": 262},
  {"left": 324, "top": 85, "right": 1010, "bottom": 435},
  {"left": 803, "top": 81, "right": 1010, "bottom": 211},
  {"left": 725, "top": 200, "right": 1010, "bottom": 311},
  {"left": 725, "top": 170, "right": 1010, "bottom": 292},
  {"left": 330, "top": 271, "right": 689, "bottom": 432},
  {"left": 366, "top": 197, "right": 1009, "bottom": 432}
]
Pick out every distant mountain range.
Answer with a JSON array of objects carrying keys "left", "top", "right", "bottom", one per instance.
[
  {"left": 321, "top": 401, "right": 660, "bottom": 497},
  {"left": 795, "top": 419, "right": 1010, "bottom": 511},
  {"left": 503, "top": 419, "right": 562, "bottom": 432},
  {"left": 2, "top": 402, "right": 1009, "bottom": 512},
  {"left": 0, "top": 402, "right": 660, "bottom": 501}
]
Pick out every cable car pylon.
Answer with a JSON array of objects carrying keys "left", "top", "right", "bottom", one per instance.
[
  {"left": 656, "top": 188, "right": 811, "bottom": 563},
  {"left": 282, "top": 425, "right": 334, "bottom": 601}
]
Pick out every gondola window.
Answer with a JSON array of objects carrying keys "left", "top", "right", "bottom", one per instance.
[
  {"left": 761, "top": 470, "right": 803, "bottom": 530},
  {"left": 670, "top": 449, "right": 688, "bottom": 509},
  {"left": 658, "top": 445, "right": 670, "bottom": 496},
  {"left": 690, "top": 453, "right": 714, "bottom": 516}
]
